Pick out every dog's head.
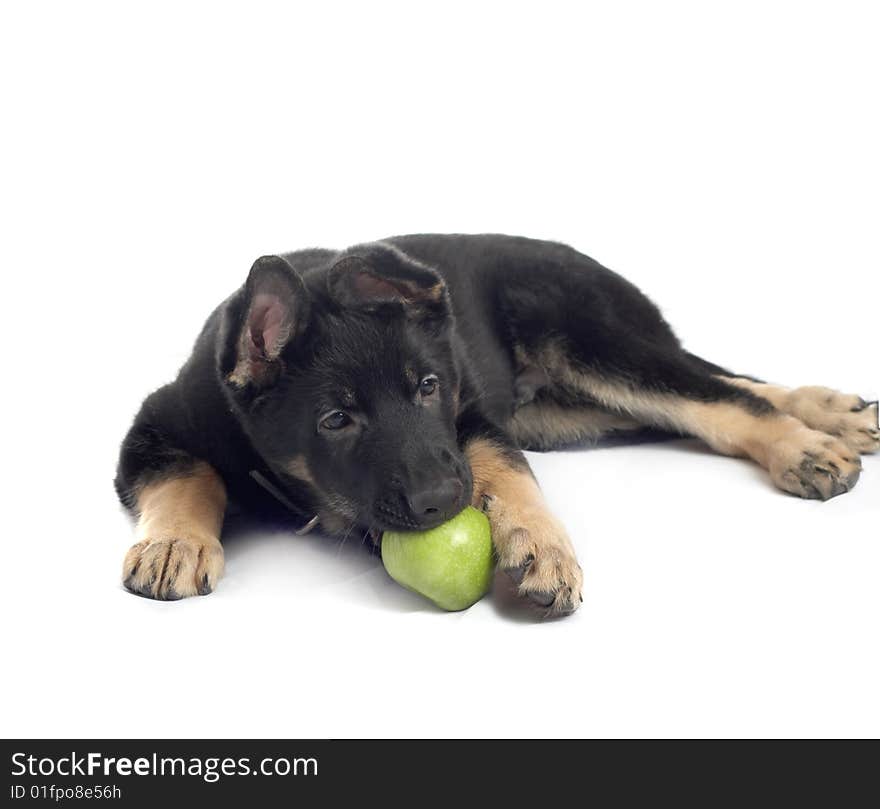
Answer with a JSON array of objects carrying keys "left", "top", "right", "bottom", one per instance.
[{"left": 220, "top": 244, "right": 473, "bottom": 534}]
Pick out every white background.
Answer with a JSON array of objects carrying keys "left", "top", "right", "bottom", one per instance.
[{"left": 2, "top": 2, "right": 878, "bottom": 739}]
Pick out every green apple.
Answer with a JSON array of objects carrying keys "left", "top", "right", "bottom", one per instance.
[{"left": 381, "top": 506, "right": 494, "bottom": 611}]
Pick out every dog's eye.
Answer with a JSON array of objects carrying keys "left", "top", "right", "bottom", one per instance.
[
  {"left": 320, "top": 411, "right": 352, "bottom": 431},
  {"left": 419, "top": 375, "right": 439, "bottom": 397}
]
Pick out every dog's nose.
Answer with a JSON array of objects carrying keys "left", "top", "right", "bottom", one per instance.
[{"left": 406, "top": 477, "right": 462, "bottom": 526}]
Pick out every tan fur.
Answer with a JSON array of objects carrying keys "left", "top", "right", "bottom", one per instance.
[
  {"left": 425, "top": 281, "right": 445, "bottom": 302},
  {"left": 465, "top": 438, "right": 582, "bottom": 614},
  {"left": 507, "top": 400, "right": 640, "bottom": 448},
  {"left": 123, "top": 462, "right": 227, "bottom": 599},
  {"left": 227, "top": 321, "right": 263, "bottom": 387},
  {"left": 675, "top": 400, "right": 862, "bottom": 498},
  {"left": 283, "top": 455, "right": 356, "bottom": 534},
  {"left": 227, "top": 293, "right": 292, "bottom": 388},
  {"left": 721, "top": 377, "right": 880, "bottom": 454},
  {"left": 286, "top": 454, "right": 316, "bottom": 485},
  {"left": 525, "top": 341, "right": 698, "bottom": 429},
  {"left": 520, "top": 341, "right": 862, "bottom": 499},
  {"left": 227, "top": 361, "right": 251, "bottom": 388}
]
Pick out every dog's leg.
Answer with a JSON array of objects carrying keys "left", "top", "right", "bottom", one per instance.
[
  {"left": 507, "top": 399, "right": 643, "bottom": 451},
  {"left": 121, "top": 461, "right": 227, "bottom": 600},
  {"left": 719, "top": 377, "right": 880, "bottom": 455},
  {"left": 463, "top": 434, "right": 582, "bottom": 614},
  {"left": 534, "top": 344, "right": 864, "bottom": 500},
  {"left": 491, "top": 246, "right": 870, "bottom": 498}
]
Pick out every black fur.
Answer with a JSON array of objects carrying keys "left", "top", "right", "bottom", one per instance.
[{"left": 115, "top": 234, "right": 767, "bottom": 533}]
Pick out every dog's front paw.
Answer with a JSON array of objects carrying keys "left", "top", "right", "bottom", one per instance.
[
  {"left": 123, "top": 536, "right": 224, "bottom": 600},
  {"left": 489, "top": 502, "right": 583, "bottom": 615},
  {"left": 767, "top": 426, "right": 862, "bottom": 500}
]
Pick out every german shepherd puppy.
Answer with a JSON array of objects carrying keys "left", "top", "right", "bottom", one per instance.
[{"left": 116, "top": 234, "right": 879, "bottom": 614}]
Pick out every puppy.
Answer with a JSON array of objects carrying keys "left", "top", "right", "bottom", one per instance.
[{"left": 116, "top": 235, "right": 879, "bottom": 613}]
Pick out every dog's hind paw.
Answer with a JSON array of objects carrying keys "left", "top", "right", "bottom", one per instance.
[
  {"left": 123, "top": 536, "right": 224, "bottom": 600},
  {"left": 783, "top": 387, "right": 880, "bottom": 454},
  {"left": 834, "top": 400, "right": 880, "bottom": 454}
]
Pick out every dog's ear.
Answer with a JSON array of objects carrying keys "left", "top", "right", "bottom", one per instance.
[
  {"left": 327, "top": 253, "right": 448, "bottom": 317},
  {"left": 225, "top": 255, "right": 309, "bottom": 388}
]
